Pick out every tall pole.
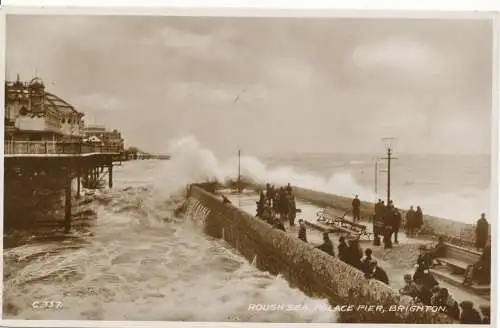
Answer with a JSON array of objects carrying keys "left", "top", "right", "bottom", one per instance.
[
  {"left": 386, "top": 147, "right": 391, "bottom": 205},
  {"left": 374, "top": 159, "right": 378, "bottom": 202},
  {"left": 237, "top": 149, "right": 241, "bottom": 194},
  {"left": 381, "top": 137, "right": 397, "bottom": 206}
]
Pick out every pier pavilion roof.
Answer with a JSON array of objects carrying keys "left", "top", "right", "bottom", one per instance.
[
  {"left": 44, "top": 92, "right": 83, "bottom": 117},
  {"left": 5, "top": 77, "right": 84, "bottom": 117}
]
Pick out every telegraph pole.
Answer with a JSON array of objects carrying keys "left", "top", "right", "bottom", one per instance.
[
  {"left": 237, "top": 149, "right": 241, "bottom": 194},
  {"left": 381, "top": 138, "right": 398, "bottom": 205},
  {"left": 374, "top": 158, "right": 379, "bottom": 202}
]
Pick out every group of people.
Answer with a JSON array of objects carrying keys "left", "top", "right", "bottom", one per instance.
[
  {"left": 307, "top": 229, "right": 390, "bottom": 285},
  {"left": 256, "top": 183, "right": 297, "bottom": 230},
  {"left": 253, "top": 186, "right": 490, "bottom": 323},
  {"left": 370, "top": 199, "right": 410, "bottom": 249},
  {"left": 398, "top": 240, "right": 490, "bottom": 324},
  {"left": 352, "top": 196, "right": 424, "bottom": 248}
]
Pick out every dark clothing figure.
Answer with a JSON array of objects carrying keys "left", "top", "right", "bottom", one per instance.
[
  {"left": 415, "top": 206, "right": 424, "bottom": 230},
  {"left": 371, "top": 266, "right": 389, "bottom": 285},
  {"left": 298, "top": 222, "right": 307, "bottom": 243},
  {"left": 383, "top": 226, "right": 393, "bottom": 249},
  {"left": 372, "top": 204, "right": 384, "bottom": 246},
  {"left": 405, "top": 207, "right": 417, "bottom": 236},
  {"left": 431, "top": 288, "right": 460, "bottom": 320},
  {"left": 361, "top": 256, "right": 373, "bottom": 274},
  {"left": 337, "top": 238, "right": 349, "bottom": 263},
  {"left": 431, "top": 238, "right": 446, "bottom": 260},
  {"left": 480, "top": 306, "right": 490, "bottom": 324},
  {"left": 347, "top": 239, "right": 363, "bottom": 269},
  {"left": 361, "top": 249, "right": 373, "bottom": 274},
  {"left": 464, "top": 243, "right": 491, "bottom": 285},
  {"left": 383, "top": 206, "right": 393, "bottom": 248},
  {"left": 256, "top": 192, "right": 266, "bottom": 217},
  {"left": 415, "top": 282, "right": 433, "bottom": 305},
  {"left": 414, "top": 250, "right": 438, "bottom": 288},
  {"left": 392, "top": 209, "right": 402, "bottom": 244},
  {"left": 475, "top": 215, "right": 489, "bottom": 250},
  {"left": 316, "top": 233, "right": 335, "bottom": 257},
  {"left": 261, "top": 204, "right": 273, "bottom": 225},
  {"left": 288, "top": 195, "right": 297, "bottom": 226},
  {"left": 273, "top": 218, "right": 286, "bottom": 232},
  {"left": 460, "top": 301, "right": 482, "bottom": 324},
  {"left": 364, "top": 260, "right": 389, "bottom": 285},
  {"left": 352, "top": 196, "right": 361, "bottom": 222}
]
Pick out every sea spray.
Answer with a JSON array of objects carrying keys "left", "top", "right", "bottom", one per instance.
[{"left": 163, "top": 136, "right": 489, "bottom": 223}]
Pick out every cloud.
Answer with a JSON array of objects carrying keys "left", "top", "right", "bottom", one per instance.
[
  {"left": 73, "top": 93, "right": 124, "bottom": 113},
  {"left": 159, "top": 26, "right": 214, "bottom": 49},
  {"left": 350, "top": 37, "right": 444, "bottom": 79}
]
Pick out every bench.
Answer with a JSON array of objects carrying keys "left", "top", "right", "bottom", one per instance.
[
  {"left": 436, "top": 243, "right": 481, "bottom": 274},
  {"left": 316, "top": 208, "right": 372, "bottom": 240}
]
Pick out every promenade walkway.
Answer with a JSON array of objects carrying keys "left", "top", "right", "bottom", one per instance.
[{"left": 223, "top": 191, "right": 489, "bottom": 311}]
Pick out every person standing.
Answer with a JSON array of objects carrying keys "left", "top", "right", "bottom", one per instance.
[
  {"left": 298, "top": 219, "right": 307, "bottom": 242},
  {"left": 288, "top": 193, "right": 297, "bottom": 226},
  {"left": 405, "top": 206, "right": 416, "bottom": 237},
  {"left": 392, "top": 207, "right": 402, "bottom": 244},
  {"left": 415, "top": 206, "right": 424, "bottom": 234},
  {"left": 475, "top": 213, "right": 489, "bottom": 251},
  {"left": 383, "top": 206, "right": 393, "bottom": 249},
  {"left": 352, "top": 195, "right": 361, "bottom": 222}
]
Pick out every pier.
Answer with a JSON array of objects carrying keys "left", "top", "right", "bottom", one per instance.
[
  {"left": 4, "top": 76, "right": 125, "bottom": 232},
  {"left": 4, "top": 140, "right": 121, "bottom": 232}
]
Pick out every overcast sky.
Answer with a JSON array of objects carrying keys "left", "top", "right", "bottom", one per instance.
[{"left": 5, "top": 15, "right": 493, "bottom": 156}]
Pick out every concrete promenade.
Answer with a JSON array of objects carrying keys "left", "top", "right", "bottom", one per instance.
[{"left": 223, "top": 191, "right": 489, "bottom": 310}]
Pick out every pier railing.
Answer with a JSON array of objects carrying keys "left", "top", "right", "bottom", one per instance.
[{"left": 4, "top": 141, "right": 123, "bottom": 156}]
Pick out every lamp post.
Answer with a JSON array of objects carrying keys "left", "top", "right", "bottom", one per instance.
[{"left": 381, "top": 138, "right": 397, "bottom": 205}]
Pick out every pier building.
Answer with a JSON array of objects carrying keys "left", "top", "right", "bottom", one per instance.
[{"left": 4, "top": 76, "right": 121, "bottom": 232}]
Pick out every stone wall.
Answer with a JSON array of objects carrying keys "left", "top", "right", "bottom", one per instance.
[
  {"left": 188, "top": 185, "right": 453, "bottom": 324},
  {"left": 289, "top": 186, "right": 483, "bottom": 247}
]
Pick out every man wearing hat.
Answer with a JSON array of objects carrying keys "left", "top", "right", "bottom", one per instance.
[
  {"left": 337, "top": 236, "right": 349, "bottom": 263},
  {"left": 315, "top": 232, "right": 335, "bottom": 257},
  {"left": 297, "top": 219, "right": 307, "bottom": 243},
  {"left": 364, "top": 260, "right": 389, "bottom": 285},
  {"left": 413, "top": 245, "right": 438, "bottom": 288}
]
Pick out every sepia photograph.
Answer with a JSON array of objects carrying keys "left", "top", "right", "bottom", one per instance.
[{"left": 1, "top": 10, "right": 496, "bottom": 324}]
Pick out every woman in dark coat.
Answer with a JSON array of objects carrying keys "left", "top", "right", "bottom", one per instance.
[
  {"left": 415, "top": 206, "right": 424, "bottom": 231},
  {"left": 413, "top": 245, "right": 438, "bottom": 288}
]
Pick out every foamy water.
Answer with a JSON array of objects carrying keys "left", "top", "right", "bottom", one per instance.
[
  {"left": 3, "top": 156, "right": 334, "bottom": 321},
  {"left": 3, "top": 136, "right": 490, "bottom": 320}
]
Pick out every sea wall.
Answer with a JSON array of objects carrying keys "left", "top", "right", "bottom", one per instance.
[
  {"left": 289, "top": 187, "right": 483, "bottom": 246},
  {"left": 187, "top": 185, "right": 453, "bottom": 324}
]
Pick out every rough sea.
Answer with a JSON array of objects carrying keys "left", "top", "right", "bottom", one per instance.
[{"left": 2, "top": 136, "right": 491, "bottom": 321}]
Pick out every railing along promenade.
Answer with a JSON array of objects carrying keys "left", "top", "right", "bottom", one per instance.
[{"left": 4, "top": 141, "right": 122, "bottom": 156}]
